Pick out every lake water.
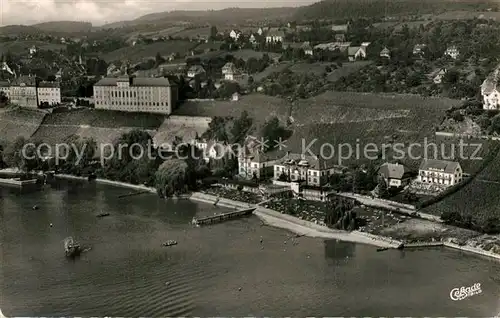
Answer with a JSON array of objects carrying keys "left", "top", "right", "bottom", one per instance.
[{"left": 1, "top": 179, "right": 500, "bottom": 316}]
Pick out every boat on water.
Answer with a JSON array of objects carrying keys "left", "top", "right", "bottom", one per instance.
[
  {"left": 162, "top": 240, "right": 177, "bottom": 247},
  {"left": 96, "top": 212, "right": 110, "bottom": 218},
  {"left": 64, "top": 237, "right": 82, "bottom": 258}
]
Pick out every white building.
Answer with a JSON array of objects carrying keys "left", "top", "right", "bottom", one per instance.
[
  {"left": 29, "top": 45, "right": 37, "bottom": 56},
  {"left": 229, "top": 30, "right": 241, "bottom": 40},
  {"left": 431, "top": 68, "right": 447, "bottom": 84},
  {"left": 380, "top": 47, "right": 391, "bottom": 59},
  {"left": 187, "top": 65, "right": 205, "bottom": 78},
  {"left": 93, "top": 76, "right": 178, "bottom": 114},
  {"left": 37, "top": 81, "right": 61, "bottom": 106},
  {"left": 249, "top": 34, "right": 257, "bottom": 44},
  {"left": 273, "top": 152, "right": 342, "bottom": 187},
  {"left": 265, "top": 29, "right": 285, "bottom": 43},
  {"left": 481, "top": 67, "right": 500, "bottom": 110},
  {"left": 9, "top": 76, "right": 37, "bottom": 108},
  {"left": 348, "top": 46, "right": 366, "bottom": 61},
  {"left": 418, "top": 159, "right": 462, "bottom": 187},
  {"left": 222, "top": 62, "right": 241, "bottom": 81},
  {"left": 191, "top": 139, "right": 224, "bottom": 162},
  {"left": 445, "top": 46, "right": 460, "bottom": 59},
  {"left": 301, "top": 42, "right": 313, "bottom": 55}
]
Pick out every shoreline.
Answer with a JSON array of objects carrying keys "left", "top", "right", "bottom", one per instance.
[{"left": 12, "top": 172, "right": 500, "bottom": 261}]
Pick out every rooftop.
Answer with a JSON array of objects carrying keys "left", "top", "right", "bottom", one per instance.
[
  {"left": 419, "top": 159, "right": 460, "bottom": 174},
  {"left": 378, "top": 162, "right": 411, "bottom": 180},
  {"left": 94, "top": 76, "right": 173, "bottom": 87},
  {"left": 38, "top": 81, "right": 60, "bottom": 88}
]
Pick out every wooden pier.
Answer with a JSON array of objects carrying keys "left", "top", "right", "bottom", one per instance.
[
  {"left": 193, "top": 208, "right": 256, "bottom": 226},
  {"left": 403, "top": 242, "right": 444, "bottom": 249}
]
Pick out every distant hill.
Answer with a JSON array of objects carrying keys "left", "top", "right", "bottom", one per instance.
[
  {"left": 102, "top": 7, "right": 298, "bottom": 29},
  {"left": 32, "top": 21, "right": 92, "bottom": 33},
  {"left": 294, "top": 0, "right": 500, "bottom": 20},
  {"left": 0, "top": 25, "right": 43, "bottom": 36}
]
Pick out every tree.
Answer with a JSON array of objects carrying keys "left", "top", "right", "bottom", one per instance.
[
  {"left": 230, "top": 111, "right": 253, "bottom": 144},
  {"left": 0, "top": 91, "right": 8, "bottom": 106},
  {"left": 376, "top": 175, "right": 389, "bottom": 198},
  {"left": 3, "top": 137, "right": 42, "bottom": 172},
  {"left": 155, "top": 52, "right": 165, "bottom": 67},
  {"left": 155, "top": 159, "right": 193, "bottom": 197},
  {"left": 210, "top": 26, "right": 218, "bottom": 40},
  {"left": 260, "top": 116, "right": 290, "bottom": 151}
]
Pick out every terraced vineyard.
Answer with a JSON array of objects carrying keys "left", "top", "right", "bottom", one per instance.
[{"left": 0, "top": 108, "right": 47, "bottom": 142}]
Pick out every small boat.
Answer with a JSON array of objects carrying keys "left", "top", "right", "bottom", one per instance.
[
  {"left": 377, "top": 247, "right": 389, "bottom": 252},
  {"left": 64, "top": 237, "right": 82, "bottom": 258},
  {"left": 162, "top": 240, "right": 177, "bottom": 247},
  {"left": 96, "top": 212, "right": 110, "bottom": 218},
  {"left": 32, "top": 205, "right": 39, "bottom": 210}
]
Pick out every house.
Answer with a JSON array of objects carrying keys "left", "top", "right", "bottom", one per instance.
[
  {"left": 418, "top": 159, "right": 463, "bottom": 187},
  {"left": 348, "top": 46, "right": 366, "bottom": 61},
  {"left": 481, "top": 66, "right": 500, "bottom": 110},
  {"left": 334, "top": 34, "right": 346, "bottom": 42},
  {"left": 430, "top": 68, "right": 447, "bottom": 84},
  {"left": 287, "top": 21, "right": 296, "bottom": 29},
  {"left": 187, "top": 65, "right": 206, "bottom": 78},
  {"left": 191, "top": 139, "right": 225, "bottom": 163},
  {"left": 8, "top": 75, "right": 37, "bottom": 108},
  {"left": 249, "top": 34, "right": 257, "bottom": 44},
  {"left": 444, "top": 46, "right": 460, "bottom": 59},
  {"left": 229, "top": 30, "right": 242, "bottom": 40},
  {"left": 60, "top": 37, "right": 66, "bottom": 44},
  {"left": 378, "top": 162, "right": 412, "bottom": 188},
  {"left": 265, "top": 29, "right": 285, "bottom": 43},
  {"left": 55, "top": 69, "right": 63, "bottom": 80},
  {"left": 232, "top": 92, "right": 240, "bottom": 101},
  {"left": 29, "top": 45, "right": 37, "bottom": 55},
  {"left": 257, "top": 27, "right": 265, "bottom": 36},
  {"left": 379, "top": 47, "right": 391, "bottom": 59},
  {"left": 331, "top": 24, "right": 348, "bottom": 32},
  {"left": 361, "top": 42, "right": 371, "bottom": 48},
  {"left": 37, "top": 81, "right": 61, "bottom": 106},
  {"left": 222, "top": 62, "right": 241, "bottom": 81},
  {"left": 413, "top": 44, "right": 427, "bottom": 56},
  {"left": 0, "top": 81, "right": 10, "bottom": 97},
  {"left": 273, "top": 152, "right": 343, "bottom": 187},
  {"left": 301, "top": 42, "right": 313, "bottom": 55},
  {"left": 238, "top": 148, "right": 282, "bottom": 180}
]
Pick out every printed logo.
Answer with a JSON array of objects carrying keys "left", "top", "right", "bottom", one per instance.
[{"left": 449, "top": 283, "right": 482, "bottom": 301}]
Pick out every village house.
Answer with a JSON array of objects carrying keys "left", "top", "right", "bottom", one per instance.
[
  {"left": 187, "top": 65, "right": 206, "bottom": 78},
  {"left": 444, "top": 46, "right": 460, "bottom": 59},
  {"left": 378, "top": 162, "right": 412, "bottom": 188},
  {"left": 232, "top": 92, "right": 240, "bottom": 101},
  {"left": 0, "top": 81, "right": 10, "bottom": 97},
  {"left": 222, "top": 62, "right": 241, "bottom": 81},
  {"left": 481, "top": 66, "right": 500, "bottom": 110},
  {"left": 265, "top": 29, "right": 285, "bottom": 43},
  {"left": 229, "top": 30, "right": 242, "bottom": 40},
  {"left": 249, "top": 34, "right": 257, "bottom": 44},
  {"left": 191, "top": 138, "right": 227, "bottom": 163},
  {"left": 330, "top": 24, "right": 349, "bottom": 32},
  {"left": 379, "top": 47, "right": 391, "bottom": 59},
  {"left": 37, "top": 81, "right": 61, "bottom": 106},
  {"left": 413, "top": 44, "right": 427, "bottom": 56},
  {"left": 430, "top": 68, "right": 447, "bottom": 84},
  {"left": 257, "top": 27, "right": 266, "bottom": 36},
  {"left": 60, "top": 37, "right": 66, "bottom": 44},
  {"left": 238, "top": 149, "right": 281, "bottom": 180},
  {"left": 9, "top": 75, "right": 37, "bottom": 108},
  {"left": 348, "top": 46, "right": 366, "bottom": 61},
  {"left": 418, "top": 159, "right": 463, "bottom": 187},
  {"left": 29, "top": 45, "right": 37, "bottom": 56},
  {"left": 273, "top": 152, "right": 343, "bottom": 187},
  {"left": 301, "top": 42, "right": 313, "bottom": 55}
]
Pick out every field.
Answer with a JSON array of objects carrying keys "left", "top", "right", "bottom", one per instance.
[
  {"left": 0, "top": 108, "right": 47, "bottom": 142},
  {"left": 153, "top": 117, "right": 211, "bottom": 147},
  {"left": 173, "top": 94, "right": 291, "bottom": 128},
  {"left": 0, "top": 40, "right": 66, "bottom": 55},
  {"left": 171, "top": 27, "right": 211, "bottom": 39},
  {"left": 252, "top": 62, "right": 291, "bottom": 82},
  {"left": 289, "top": 61, "right": 372, "bottom": 82},
  {"left": 231, "top": 50, "right": 281, "bottom": 61},
  {"left": 126, "top": 26, "right": 186, "bottom": 40},
  {"left": 31, "top": 109, "right": 165, "bottom": 146},
  {"left": 101, "top": 41, "right": 198, "bottom": 63},
  {"left": 435, "top": 10, "right": 500, "bottom": 20},
  {"left": 283, "top": 92, "right": 494, "bottom": 170}
]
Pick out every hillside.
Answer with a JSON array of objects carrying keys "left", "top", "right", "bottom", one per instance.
[
  {"left": 102, "top": 7, "right": 298, "bottom": 29},
  {"left": 32, "top": 21, "right": 92, "bottom": 33},
  {"left": 294, "top": 0, "right": 499, "bottom": 20},
  {"left": 100, "top": 40, "right": 199, "bottom": 63},
  {"left": 0, "top": 108, "right": 47, "bottom": 142}
]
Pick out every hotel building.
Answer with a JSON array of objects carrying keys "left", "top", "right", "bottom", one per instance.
[
  {"left": 9, "top": 76, "right": 37, "bottom": 108},
  {"left": 93, "top": 76, "right": 178, "bottom": 114},
  {"left": 418, "top": 159, "right": 463, "bottom": 187},
  {"left": 37, "top": 81, "right": 61, "bottom": 106}
]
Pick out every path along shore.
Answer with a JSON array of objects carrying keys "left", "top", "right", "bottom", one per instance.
[{"left": 17, "top": 173, "right": 500, "bottom": 260}]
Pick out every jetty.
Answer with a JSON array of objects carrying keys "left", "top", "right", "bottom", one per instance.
[
  {"left": 192, "top": 208, "right": 255, "bottom": 226},
  {"left": 117, "top": 190, "right": 150, "bottom": 198},
  {"left": 401, "top": 242, "right": 444, "bottom": 249}
]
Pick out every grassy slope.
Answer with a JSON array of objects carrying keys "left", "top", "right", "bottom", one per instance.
[
  {"left": 290, "top": 61, "right": 373, "bottom": 81},
  {"left": 31, "top": 109, "right": 165, "bottom": 146},
  {"left": 0, "top": 40, "right": 66, "bottom": 55},
  {"left": 0, "top": 108, "right": 47, "bottom": 142},
  {"left": 101, "top": 41, "right": 199, "bottom": 62}
]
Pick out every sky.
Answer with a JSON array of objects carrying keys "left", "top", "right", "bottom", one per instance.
[{"left": 0, "top": 0, "right": 314, "bottom": 26}]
